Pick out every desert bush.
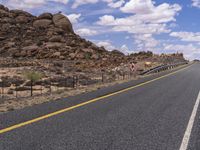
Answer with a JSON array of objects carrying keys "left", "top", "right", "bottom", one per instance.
[{"left": 23, "top": 71, "right": 43, "bottom": 96}]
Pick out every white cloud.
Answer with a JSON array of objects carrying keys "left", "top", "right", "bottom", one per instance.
[
  {"left": 67, "top": 13, "right": 81, "bottom": 24},
  {"left": 97, "top": 15, "right": 115, "bottom": 25},
  {"left": 5, "top": 0, "right": 45, "bottom": 9},
  {"left": 121, "top": 0, "right": 182, "bottom": 22},
  {"left": 97, "top": 15, "right": 170, "bottom": 35},
  {"left": 169, "top": 23, "right": 178, "bottom": 28},
  {"left": 103, "top": 0, "right": 125, "bottom": 8},
  {"left": 3, "top": 0, "right": 69, "bottom": 9},
  {"left": 97, "top": 0, "right": 181, "bottom": 32},
  {"left": 96, "top": 41, "right": 115, "bottom": 51},
  {"left": 170, "top": 32, "right": 200, "bottom": 43},
  {"left": 120, "top": 44, "right": 132, "bottom": 54},
  {"left": 120, "top": 0, "right": 155, "bottom": 14},
  {"left": 76, "top": 28, "right": 98, "bottom": 36},
  {"left": 192, "top": 0, "right": 200, "bottom": 8},
  {"left": 72, "top": 0, "right": 125, "bottom": 9},
  {"left": 97, "top": 0, "right": 181, "bottom": 51},
  {"left": 120, "top": 0, "right": 181, "bottom": 23},
  {"left": 163, "top": 43, "right": 200, "bottom": 60},
  {"left": 134, "top": 34, "right": 159, "bottom": 51},
  {"left": 125, "top": 36, "right": 130, "bottom": 39},
  {"left": 50, "top": 0, "right": 68, "bottom": 4},
  {"left": 72, "top": 0, "right": 98, "bottom": 9}
]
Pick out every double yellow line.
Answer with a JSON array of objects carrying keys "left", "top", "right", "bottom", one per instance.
[{"left": 0, "top": 65, "right": 191, "bottom": 134}]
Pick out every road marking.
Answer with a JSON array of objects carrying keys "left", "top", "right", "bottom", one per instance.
[
  {"left": 0, "top": 65, "right": 191, "bottom": 134},
  {"left": 179, "top": 91, "right": 200, "bottom": 150}
]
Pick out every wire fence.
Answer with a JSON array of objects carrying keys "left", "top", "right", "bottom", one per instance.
[
  {"left": 0, "top": 70, "right": 138, "bottom": 101},
  {"left": 0, "top": 62, "right": 188, "bottom": 101}
]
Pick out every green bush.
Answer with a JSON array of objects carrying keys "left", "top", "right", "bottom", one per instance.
[{"left": 24, "top": 71, "right": 43, "bottom": 82}]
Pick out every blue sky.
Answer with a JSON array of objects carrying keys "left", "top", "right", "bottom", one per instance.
[{"left": 1, "top": 0, "right": 200, "bottom": 60}]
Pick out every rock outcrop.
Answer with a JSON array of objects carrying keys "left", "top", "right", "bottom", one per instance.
[
  {"left": 0, "top": 4, "right": 110, "bottom": 60},
  {"left": 0, "top": 4, "right": 186, "bottom": 65}
]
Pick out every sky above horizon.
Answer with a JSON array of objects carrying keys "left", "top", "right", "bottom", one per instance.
[{"left": 1, "top": 0, "right": 200, "bottom": 60}]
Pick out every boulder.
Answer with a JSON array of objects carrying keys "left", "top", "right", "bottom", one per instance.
[
  {"left": 69, "top": 53, "right": 76, "bottom": 59},
  {"left": 53, "top": 27, "right": 65, "bottom": 34},
  {"left": 5, "top": 42, "right": 15, "bottom": 48},
  {"left": 49, "top": 35, "right": 63, "bottom": 42},
  {"left": 10, "top": 10, "right": 32, "bottom": 17},
  {"left": 33, "top": 19, "right": 52, "bottom": 28},
  {"left": 0, "top": 9, "right": 9, "bottom": 17},
  {"left": 22, "top": 45, "right": 39, "bottom": 51},
  {"left": 0, "top": 4, "right": 9, "bottom": 11},
  {"left": 0, "top": 36, "right": 6, "bottom": 41},
  {"left": 82, "top": 48, "right": 94, "bottom": 53},
  {"left": 44, "top": 42, "right": 63, "bottom": 49},
  {"left": 52, "top": 52, "right": 61, "bottom": 58},
  {"left": 91, "top": 54, "right": 100, "bottom": 60},
  {"left": 53, "top": 13, "right": 74, "bottom": 33},
  {"left": 16, "top": 15, "right": 29, "bottom": 23},
  {"left": 1, "top": 17, "right": 15, "bottom": 24},
  {"left": 1, "top": 23, "right": 11, "bottom": 31},
  {"left": 76, "top": 52, "right": 85, "bottom": 59},
  {"left": 38, "top": 13, "right": 52, "bottom": 20}
]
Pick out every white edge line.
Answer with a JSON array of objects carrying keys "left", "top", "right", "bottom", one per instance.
[{"left": 179, "top": 91, "right": 200, "bottom": 150}]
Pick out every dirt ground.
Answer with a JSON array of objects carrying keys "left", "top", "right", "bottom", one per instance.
[{"left": 0, "top": 58, "right": 162, "bottom": 113}]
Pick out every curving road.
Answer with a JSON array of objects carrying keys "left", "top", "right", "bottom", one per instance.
[{"left": 1, "top": 63, "right": 200, "bottom": 150}]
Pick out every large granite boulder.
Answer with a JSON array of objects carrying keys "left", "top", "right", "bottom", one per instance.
[{"left": 53, "top": 13, "right": 74, "bottom": 33}]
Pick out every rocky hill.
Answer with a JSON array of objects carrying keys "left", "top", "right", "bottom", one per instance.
[
  {"left": 0, "top": 4, "right": 186, "bottom": 66},
  {"left": 0, "top": 4, "right": 113, "bottom": 61}
]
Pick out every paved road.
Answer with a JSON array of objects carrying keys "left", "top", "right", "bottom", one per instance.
[{"left": 1, "top": 63, "right": 200, "bottom": 150}]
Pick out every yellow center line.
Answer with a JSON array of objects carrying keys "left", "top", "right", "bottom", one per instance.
[{"left": 0, "top": 65, "right": 192, "bottom": 134}]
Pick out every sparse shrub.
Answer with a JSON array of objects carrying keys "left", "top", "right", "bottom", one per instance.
[
  {"left": 84, "top": 52, "right": 92, "bottom": 60},
  {"left": 24, "top": 71, "right": 43, "bottom": 96}
]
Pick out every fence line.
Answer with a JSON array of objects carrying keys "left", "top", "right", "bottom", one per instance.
[{"left": 0, "top": 62, "right": 187, "bottom": 101}]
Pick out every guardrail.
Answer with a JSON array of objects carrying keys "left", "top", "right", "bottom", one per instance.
[{"left": 140, "top": 62, "right": 188, "bottom": 75}]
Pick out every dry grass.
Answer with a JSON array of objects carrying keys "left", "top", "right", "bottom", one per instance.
[{"left": 0, "top": 76, "right": 139, "bottom": 113}]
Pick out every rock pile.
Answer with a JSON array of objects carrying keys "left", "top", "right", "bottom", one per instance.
[
  {"left": 0, "top": 4, "right": 111, "bottom": 60},
  {"left": 0, "top": 4, "right": 186, "bottom": 65}
]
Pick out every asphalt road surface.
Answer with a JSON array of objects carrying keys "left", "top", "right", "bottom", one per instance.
[{"left": 1, "top": 63, "right": 200, "bottom": 150}]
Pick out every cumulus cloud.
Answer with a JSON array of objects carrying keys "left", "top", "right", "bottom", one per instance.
[
  {"left": 192, "top": 0, "right": 200, "bottom": 8},
  {"left": 97, "top": 15, "right": 170, "bottom": 34},
  {"left": 96, "top": 41, "right": 115, "bottom": 51},
  {"left": 3, "top": 0, "right": 69, "bottom": 9},
  {"left": 134, "top": 34, "right": 159, "bottom": 51},
  {"left": 121, "top": 0, "right": 181, "bottom": 23},
  {"left": 120, "top": 0, "right": 154, "bottom": 14},
  {"left": 5, "top": 0, "right": 46, "bottom": 9},
  {"left": 170, "top": 32, "right": 200, "bottom": 43},
  {"left": 97, "top": 0, "right": 181, "bottom": 51},
  {"left": 103, "top": 0, "right": 125, "bottom": 8},
  {"left": 67, "top": 13, "right": 81, "bottom": 24},
  {"left": 76, "top": 28, "right": 98, "bottom": 36},
  {"left": 72, "top": 0, "right": 98, "bottom": 8},
  {"left": 163, "top": 43, "right": 200, "bottom": 60},
  {"left": 72, "top": 0, "right": 125, "bottom": 9}
]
